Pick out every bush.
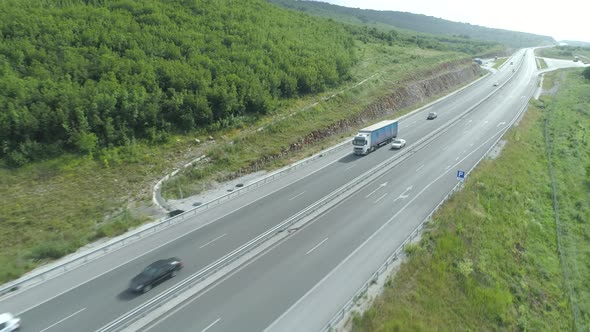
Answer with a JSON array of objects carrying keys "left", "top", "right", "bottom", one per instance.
[{"left": 28, "top": 241, "right": 75, "bottom": 261}]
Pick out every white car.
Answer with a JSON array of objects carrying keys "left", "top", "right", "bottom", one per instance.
[
  {"left": 391, "top": 138, "right": 406, "bottom": 149},
  {"left": 0, "top": 313, "right": 20, "bottom": 332}
]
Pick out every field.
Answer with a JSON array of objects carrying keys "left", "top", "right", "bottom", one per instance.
[{"left": 352, "top": 68, "right": 590, "bottom": 331}]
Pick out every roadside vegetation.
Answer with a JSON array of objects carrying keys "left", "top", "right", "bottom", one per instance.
[
  {"left": 0, "top": 42, "right": 472, "bottom": 283},
  {"left": 0, "top": 0, "right": 358, "bottom": 166},
  {"left": 536, "top": 57, "right": 548, "bottom": 70},
  {"left": 352, "top": 68, "right": 590, "bottom": 331},
  {"left": 160, "top": 48, "right": 472, "bottom": 199},
  {"left": 536, "top": 45, "right": 590, "bottom": 62},
  {"left": 492, "top": 57, "right": 508, "bottom": 69},
  {"left": 0, "top": 0, "right": 496, "bottom": 283}
]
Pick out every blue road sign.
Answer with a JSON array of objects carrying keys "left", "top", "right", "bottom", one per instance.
[{"left": 457, "top": 170, "right": 465, "bottom": 182}]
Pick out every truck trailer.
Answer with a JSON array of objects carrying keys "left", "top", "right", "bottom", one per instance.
[{"left": 352, "top": 120, "right": 398, "bottom": 155}]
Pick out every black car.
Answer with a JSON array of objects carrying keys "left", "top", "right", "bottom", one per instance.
[{"left": 129, "top": 258, "right": 184, "bottom": 293}]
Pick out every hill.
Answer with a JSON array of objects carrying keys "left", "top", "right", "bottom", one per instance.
[
  {"left": 268, "top": 0, "right": 556, "bottom": 48},
  {"left": 560, "top": 40, "right": 590, "bottom": 47},
  {"left": 0, "top": 0, "right": 358, "bottom": 166},
  {"left": 0, "top": 0, "right": 503, "bottom": 282}
]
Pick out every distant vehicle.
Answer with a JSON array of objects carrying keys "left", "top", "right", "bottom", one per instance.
[
  {"left": 129, "top": 258, "right": 184, "bottom": 293},
  {"left": 510, "top": 61, "right": 514, "bottom": 65},
  {"left": 427, "top": 112, "right": 438, "bottom": 120},
  {"left": 352, "top": 120, "right": 398, "bottom": 155},
  {"left": 0, "top": 313, "right": 20, "bottom": 332},
  {"left": 493, "top": 82, "right": 499, "bottom": 86},
  {"left": 390, "top": 138, "right": 406, "bottom": 149},
  {"left": 573, "top": 56, "right": 579, "bottom": 62}
]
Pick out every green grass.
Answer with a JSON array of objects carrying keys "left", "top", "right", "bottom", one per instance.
[
  {"left": 536, "top": 46, "right": 590, "bottom": 62},
  {"left": 0, "top": 39, "right": 475, "bottom": 283},
  {"left": 0, "top": 144, "right": 168, "bottom": 281},
  {"left": 492, "top": 57, "right": 508, "bottom": 69},
  {"left": 160, "top": 43, "right": 472, "bottom": 198},
  {"left": 540, "top": 70, "right": 590, "bottom": 330},
  {"left": 536, "top": 57, "right": 548, "bottom": 70},
  {"left": 352, "top": 68, "right": 590, "bottom": 331}
]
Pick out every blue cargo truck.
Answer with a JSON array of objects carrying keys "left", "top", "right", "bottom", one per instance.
[{"left": 352, "top": 120, "right": 398, "bottom": 155}]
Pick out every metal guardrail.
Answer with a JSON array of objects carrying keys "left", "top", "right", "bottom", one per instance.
[
  {"left": 94, "top": 61, "right": 512, "bottom": 330},
  {"left": 0, "top": 57, "right": 496, "bottom": 298},
  {"left": 97, "top": 73, "right": 514, "bottom": 330},
  {"left": 0, "top": 139, "right": 352, "bottom": 298},
  {"left": 98, "top": 125, "right": 437, "bottom": 331},
  {"left": 321, "top": 60, "right": 534, "bottom": 332}
]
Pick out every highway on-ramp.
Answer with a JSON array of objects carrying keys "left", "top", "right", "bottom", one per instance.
[{"left": 0, "top": 50, "right": 537, "bottom": 332}]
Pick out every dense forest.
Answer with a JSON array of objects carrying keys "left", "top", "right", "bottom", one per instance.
[
  {"left": 0, "top": 0, "right": 360, "bottom": 165},
  {"left": 0, "top": 0, "right": 502, "bottom": 167},
  {"left": 269, "top": 0, "right": 556, "bottom": 48}
]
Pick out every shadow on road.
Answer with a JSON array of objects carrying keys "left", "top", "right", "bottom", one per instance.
[
  {"left": 117, "top": 289, "right": 140, "bottom": 301},
  {"left": 338, "top": 153, "right": 360, "bottom": 163}
]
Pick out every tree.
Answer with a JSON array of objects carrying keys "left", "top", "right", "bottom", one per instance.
[
  {"left": 76, "top": 132, "right": 98, "bottom": 156},
  {"left": 0, "top": 0, "right": 358, "bottom": 163},
  {"left": 583, "top": 67, "right": 590, "bottom": 80}
]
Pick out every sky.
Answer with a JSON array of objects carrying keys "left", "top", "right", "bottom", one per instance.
[{"left": 311, "top": 0, "right": 590, "bottom": 43}]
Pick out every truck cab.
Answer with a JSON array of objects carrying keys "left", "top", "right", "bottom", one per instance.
[{"left": 353, "top": 134, "right": 371, "bottom": 155}]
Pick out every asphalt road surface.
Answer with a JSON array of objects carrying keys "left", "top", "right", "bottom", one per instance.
[
  {"left": 0, "top": 49, "right": 542, "bottom": 332},
  {"left": 144, "top": 49, "right": 540, "bottom": 332}
]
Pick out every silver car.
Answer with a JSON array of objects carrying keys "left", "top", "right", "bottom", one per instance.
[
  {"left": 391, "top": 138, "right": 406, "bottom": 149},
  {"left": 0, "top": 313, "right": 20, "bottom": 332},
  {"left": 427, "top": 112, "right": 437, "bottom": 120}
]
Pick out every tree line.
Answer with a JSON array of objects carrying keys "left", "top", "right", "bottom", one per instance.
[
  {"left": 269, "top": 0, "right": 555, "bottom": 48},
  {"left": 0, "top": 0, "right": 357, "bottom": 165}
]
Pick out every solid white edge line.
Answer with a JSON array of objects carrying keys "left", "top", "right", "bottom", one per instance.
[
  {"left": 39, "top": 307, "right": 86, "bottom": 332},
  {"left": 17, "top": 146, "right": 350, "bottom": 316},
  {"left": 306, "top": 238, "right": 329, "bottom": 256},
  {"left": 14, "top": 52, "right": 494, "bottom": 321},
  {"left": 265, "top": 115, "right": 511, "bottom": 332},
  {"left": 138, "top": 64, "right": 501, "bottom": 331}
]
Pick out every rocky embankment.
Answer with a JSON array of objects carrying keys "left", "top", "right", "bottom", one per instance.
[
  {"left": 159, "top": 59, "right": 483, "bottom": 211},
  {"left": 240, "top": 59, "right": 482, "bottom": 174}
]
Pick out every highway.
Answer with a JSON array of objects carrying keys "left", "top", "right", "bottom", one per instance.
[
  {"left": 0, "top": 49, "right": 538, "bottom": 332},
  {"left": 144, "top": 50, "right": 540, "bottom": 332}
]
